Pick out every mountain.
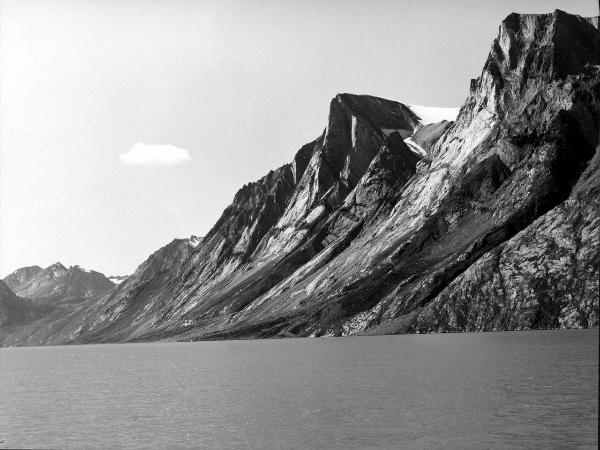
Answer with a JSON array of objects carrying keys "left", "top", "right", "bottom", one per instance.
[
  {"left": 3, "top": 265, "right": 42, "bottom": 291},
  {"left": 0, "top": 281, "right": 46, "bottom": 329},
  {"left": 0, "top": 280, "right": 53, "bottom": 344},
  {"left": 3, "top": 263, "right": 115, "bottom": 304},
  {"left": 2, "top": 9, "right": 598, "bottom": 346},
  {"left": 0, "top": 263, "right": 116, "bottom": 346}
]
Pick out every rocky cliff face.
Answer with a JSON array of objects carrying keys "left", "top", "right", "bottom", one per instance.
[
  {"left": 412, "top": 142, "right": 600, "bottom": 332},
  {"left": 52, "top": 95, "right": 427, "bottom": 345},
  {"left": 2, "top": 9, "right": 598, "bottom": 346}
]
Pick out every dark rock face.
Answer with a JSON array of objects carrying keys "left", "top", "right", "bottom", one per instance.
[
  {"left": 0, "top": 281, "right": 44, "bottom": 328},
  {"left": 2, "top": 10, "right": 599, "bottom": 346},
  {"left": 0, "top": 281, "right": 54, "bottom": 345}
]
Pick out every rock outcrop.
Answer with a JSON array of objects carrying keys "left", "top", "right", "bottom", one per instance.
[{"left": 1, "top": 9, "right": 598, "bottom": 346}]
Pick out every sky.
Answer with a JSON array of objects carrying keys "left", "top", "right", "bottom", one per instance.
[{"left": 0, "top": 0, "right": 597, "bottom": 277}]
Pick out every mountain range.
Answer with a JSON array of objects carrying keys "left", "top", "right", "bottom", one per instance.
[
  {"left": 0, "top": 263, "right": 115, "bottom": 344},
  {"left": 1, "top": 9, "right": 598, "bottom": 346}
]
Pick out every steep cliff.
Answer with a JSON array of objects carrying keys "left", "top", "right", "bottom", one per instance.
[
  {"left": 2, "top": 10, "right": 598, "bottom": 346},
  {"left": 412, "top": 144, "right": 600, "bottom": 332}
]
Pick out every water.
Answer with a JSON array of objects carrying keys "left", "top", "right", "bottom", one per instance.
[{"left": 1, "top": 330, "right": 597, "bottom": 449}]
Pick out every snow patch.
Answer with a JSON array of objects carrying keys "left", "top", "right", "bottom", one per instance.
[
  {"left": 189, "top": 235, "right": 202, "bottom": 247},
  {"left": 404, "top": 137, "right": 427, "bottom": 157},
  {"left": 408, "top": 105, "right": 459, "bottom": 125}
]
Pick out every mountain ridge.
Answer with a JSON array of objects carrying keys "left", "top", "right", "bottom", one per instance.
[
  {"left": 3, "top": 263, "right": 115, "bottom": 303},
  {"left": 1, "top": 9, "right": 598, "bottom": 346}
]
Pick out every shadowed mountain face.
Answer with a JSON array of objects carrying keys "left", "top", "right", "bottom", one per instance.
[
  {"left": 0, "top": 281, "right": 48, "bottom": 329},
  {"left": 2, "top": 10, "right": 599, "bottom": 346}
]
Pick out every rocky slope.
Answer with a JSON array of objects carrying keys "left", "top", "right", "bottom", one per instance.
[
  {"left": 3, "top": 265, "right": 42, "bottom": 291},
  {"left": 1, "top": 9, "right": 598, "bottom": 346}
]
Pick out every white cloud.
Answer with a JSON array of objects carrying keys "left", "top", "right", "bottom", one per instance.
[{"left": 119, "top": 143, "right": 191, "bottom": 166}]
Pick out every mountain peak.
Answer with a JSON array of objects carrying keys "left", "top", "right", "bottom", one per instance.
[
  {"left": 466, "top": 9, "right": 600, "bottom": 118},
  {"left": 496, "top": 10, "right": 599, "bottom": 78},
  {"left": 6, "top": 261, "right": 114, "bottom": 302},
  {"left": 188, "top": 235, "right": 203, "bottom": 247},
  {"left": 69, "top": 264, "right": 92, "bottom": 273},
  {"left": 45, "top": 262, "right": 67, "bottom": 276},
  {"left": 328, "top": 93, "right": 420, "bottom": 132}
]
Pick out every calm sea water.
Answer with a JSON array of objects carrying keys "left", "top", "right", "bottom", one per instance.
[{"left": 0, "top": 330, "right": 597, "bottom": 449}]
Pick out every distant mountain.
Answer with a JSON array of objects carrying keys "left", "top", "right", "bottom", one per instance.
[
  {"left": 2, "top": 9, "right": 598, "bottom": 346},
  {"left": 3, "top": 263, "right": 115, "bottom": 304},
  {"left": 0, "top": 263, "right": 115, "bottom": 345}
]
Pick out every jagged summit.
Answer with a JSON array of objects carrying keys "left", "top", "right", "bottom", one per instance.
[
  {"left": 329, "top": 93, "right": 421, "bottom": 136},
  {"left": 46, "top": 262, "right": 67, "bottom": 273},
  {"left": 188, "top": 235, "right": 203, "bottom": 247},
  {"left": 502, "top": 9, "right": 599, "bottom": 76},
  {"left": 466, "top": 9, "right": 600, "bottom": 119},
  {"left": 3, "top": 262, "right": 115, "bottom": 302}
]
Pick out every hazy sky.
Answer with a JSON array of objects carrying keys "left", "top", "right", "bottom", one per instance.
[{"left": 1, "top": 0, "right": 597, "bottom": 277}]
